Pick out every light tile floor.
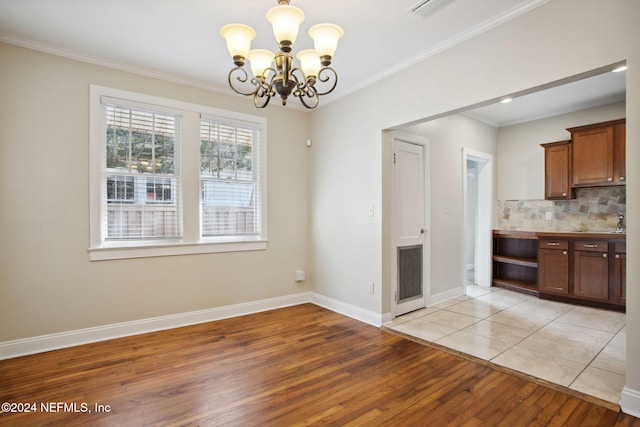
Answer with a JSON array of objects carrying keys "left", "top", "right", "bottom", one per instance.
[{"left": 386, "top": 285, "right": 626, "bottom": 404}]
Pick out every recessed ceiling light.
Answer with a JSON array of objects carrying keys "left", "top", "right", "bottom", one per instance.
[
  {"left": 500, "top": 97, "right": 513, "bottom": 104},
  {"left": 612, "top": 65, "right": 627, "bottom": 72}
]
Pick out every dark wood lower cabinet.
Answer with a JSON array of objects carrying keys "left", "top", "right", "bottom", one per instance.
[
  {"left": 612, "top": 242, "right": 626, "bottom": 305},
  {"left": 494, "top": 231, "right": 626, "bottom": 311},
  {"left": 573, "top": 250, "right": 609, "bottom": 301},
  {"left": 538, "top": 243, "right": 569, "bottom": 295}
]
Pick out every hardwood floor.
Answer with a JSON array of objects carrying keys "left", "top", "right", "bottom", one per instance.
[{"left": 1, "top": 303, "right": 638, "bottom": 426}]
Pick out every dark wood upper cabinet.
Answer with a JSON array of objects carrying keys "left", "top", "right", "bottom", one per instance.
[
  {"left": 541, "top": 140, "right": 574, "bottom": 200},
  {"left": 567, "top": 118, "right": 626, "bottom": 187},
  {"left": 613, "top": 122, "right": 626, "bottom": 184}
]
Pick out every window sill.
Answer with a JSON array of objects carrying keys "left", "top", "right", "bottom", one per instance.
[{"left": 88, "top": 239, "right": 268, "bottom": 261}]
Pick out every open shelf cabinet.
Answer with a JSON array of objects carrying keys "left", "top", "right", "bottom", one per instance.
[{"left": 492, "top": 230, "right": 538, "bottom": 296}]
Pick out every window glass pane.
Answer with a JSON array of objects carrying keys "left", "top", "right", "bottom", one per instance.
[
  {"left": 146, "top": 178, "right": 174, "bottom": 203},
  {"left": 107, "top": 176, "right": 134, "bottom": 202},
  {"left": 104, "top": 104, "right": 181, "bottom": 240},
  {"left": 200, "top": 119, "right": 260, "bottom": 237},
  {"left": 200, "top": 121, "right": 219, "bottom": 177},
  {"left": 237, "top": 128, "right": 254, "bottom": 181}
]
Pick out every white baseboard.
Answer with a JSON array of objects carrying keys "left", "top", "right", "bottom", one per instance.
[
  {"left": 310, "top": 293, "right": 384, "bottom": 327},
  {"left": 621, "top": 386, "right": 640, "bottom": 417},
  {"left": 0, "top": 292, "right": 387, "bottom": 360},
  {"left": 0, "top": 292, "right": 312, "bottom": 360}
]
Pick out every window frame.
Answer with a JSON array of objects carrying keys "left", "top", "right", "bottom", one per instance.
[{"left": 89, "top": 85, "right": 268, "bottom": 261}]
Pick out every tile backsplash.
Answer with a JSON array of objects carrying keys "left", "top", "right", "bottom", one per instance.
[{"left": 497, "top": 187, "right": 626, "bottom": 232}]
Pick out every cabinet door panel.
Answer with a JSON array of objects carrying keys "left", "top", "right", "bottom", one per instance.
[
  {"left": 613, "top": 253, "right": 626, "bottom": 304},
  {"left": 572, "top": 127, "right": 613, "bottom": 186},
  {"left": 613, "top": 123, "right": 626, "bottom": 183},
  {"left": 573, "top": 251, "right": 609, "bottom": 301},
  {"left": 545, "top": 144, "right": 572, "bottom": 199},
  {"left": 538, "top": 248, "right": 569, "bottom": 295},
  {"left": 621, "top": 254, "right": 626, "bottom": 303}
]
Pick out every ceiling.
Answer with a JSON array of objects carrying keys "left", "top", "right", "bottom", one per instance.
[
  {"left": 464, "top": 69, "right": 626, "bottom": 127},
  {"left": 0, "top": 0, "right": 626, "bottom": 123}
]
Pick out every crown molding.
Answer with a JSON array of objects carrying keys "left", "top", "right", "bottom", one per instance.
[
  {"left": 332, "top": 0, "right": 552, "bottom": 102},
  {"left": 0, "top": 32, "right": 233, "bottom": 96}
]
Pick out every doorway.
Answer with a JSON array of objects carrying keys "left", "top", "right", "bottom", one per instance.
[{"left": 463, "top": 148, "right": 493, "bottom": 290}]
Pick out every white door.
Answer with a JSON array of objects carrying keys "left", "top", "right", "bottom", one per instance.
[{"left": 393, "top": 140, "right": 426, "bottom": 316}]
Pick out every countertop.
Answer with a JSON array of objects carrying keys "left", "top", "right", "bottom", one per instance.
[
  {"left": 494, "top": 230, "right": 626, "bottom": 240},
  {"left": 536, "top": 231, "right": 626, "bottom": 239}
]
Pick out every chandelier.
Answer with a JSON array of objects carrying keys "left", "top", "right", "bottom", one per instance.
[{"left": 220, "top": 0, "right": 343, "bottom": 109}]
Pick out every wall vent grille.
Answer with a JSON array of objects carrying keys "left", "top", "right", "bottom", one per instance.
[{"left": 410, "top": 0, "right": 453, "bottom": 18}]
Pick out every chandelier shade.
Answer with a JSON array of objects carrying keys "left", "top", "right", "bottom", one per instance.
[
  {"left": 309, "top": 24, "right": 344, "bottom": 64},
  {"left": 220, "top": 24, "right": 256, "bottom": 65},
  {"left": 248, "top": 49, "right": 275, "bottom": 78},
  {"left": 220, "top": 0, "right": 343, "bottom": 109},
  {"left": 296, "top": 49, "right": 321, "bottom": 78},
  {"left": 266, "top": 4, "right": 305, "bottom": 50}
]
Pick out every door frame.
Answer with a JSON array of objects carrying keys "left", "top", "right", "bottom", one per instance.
[
  {"left": 389, "top": 131, "right": 431, "bottom": 319},
  {"left": 462, "top": 148, "right": 493, "bottom": 290}
]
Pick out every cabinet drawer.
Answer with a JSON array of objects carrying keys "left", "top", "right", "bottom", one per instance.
[
  {"left": 539, "top": 240, "right": 568, "bottom": 250},
  {"left": 573, "top": 241, "right": 608, "bottom": 252}
]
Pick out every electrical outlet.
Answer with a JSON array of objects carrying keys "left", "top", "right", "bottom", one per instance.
[
  {"left": 368, "top": 282, "right": 374, "bottom": 294},
  {"left": 545, "top": 211, "right": 553, "bottom": 220}
]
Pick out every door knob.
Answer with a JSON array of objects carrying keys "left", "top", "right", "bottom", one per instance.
[{"left": 420, "top": 228, "right": 425, "bottom": 234}]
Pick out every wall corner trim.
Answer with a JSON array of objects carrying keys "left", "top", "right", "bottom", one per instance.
[
  {"left": 620, "top": 386, "right": 640, "bottom": 418},
  {"left": 381, "top": 313, "right": 394, "bottom": 325}
]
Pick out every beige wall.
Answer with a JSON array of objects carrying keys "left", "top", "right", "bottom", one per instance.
[
  {"left": 0, "top": 42, "right": 312, "bottom": 341},
  {"left": 403, "top": 115, "right": 497, "bottom": 297}
]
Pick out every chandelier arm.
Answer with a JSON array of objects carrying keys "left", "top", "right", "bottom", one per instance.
[
  {"left": 287, "top": 68, "right": 318, "bottom": 109},
  {"left": 253, "top": 72, "right": 276, "bottom": 108},
  {"left": 289, "top": 68, "right": 306, "bottom": 95},
  {"left": 254, "top": 92, "right": 271, "bottom": 108},
  {"left": 298, "top": 87, "right": 319, "bottom": 109},
  {"left": 228, "top": 67, "right": 260, "bottom": 96},
  {"left": 313, "top": 67, "right": 338, "bottom": 96}
]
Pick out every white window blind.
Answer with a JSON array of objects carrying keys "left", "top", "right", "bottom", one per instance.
[
  {"left": 200, "top": 118, "right": 261, "bottom": 237},
  {"left": 103, "top": 102, "right": 182, "bottom": 240}
]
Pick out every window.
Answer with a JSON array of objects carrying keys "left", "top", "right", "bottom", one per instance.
[{"left": 89, "top": 86, "right": 267, "bottom": 260}]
